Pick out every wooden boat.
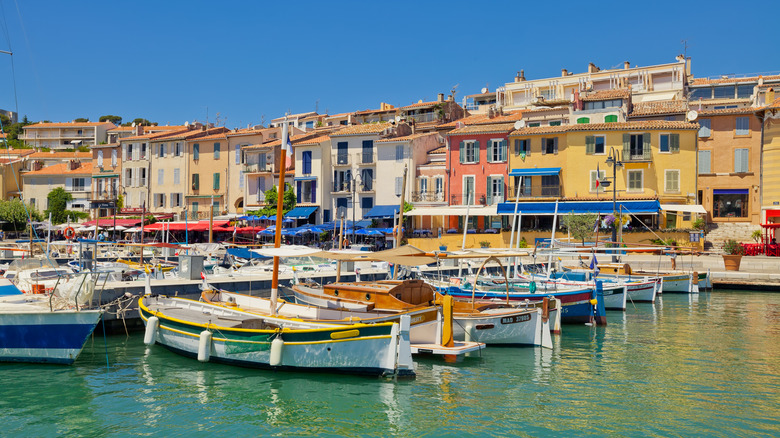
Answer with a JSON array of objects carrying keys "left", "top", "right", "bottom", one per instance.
[
  {"left": 292, "top": 280, "right": 553, "bottom": 348},
  {"left": 0, "top": 279, "right": 102, "bottom": 364},
  {"left": 140, "top": 294, "right": 416, "bottom": 377},
  {"left": 517, "top": 274, "right": 629, "bottom": 310},
  {"left": 595, "top": 263, "right": 699, "bottom": 294},
  {"left": 529, "top": 271, "right": 659, "bottom": 304}
]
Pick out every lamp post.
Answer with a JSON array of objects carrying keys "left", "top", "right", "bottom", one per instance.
[
  {"left": 111, "top": 182, "right": 127, "bottom": 241},
  {"left": 604, "top": 147, "right": 623, "bottom": 262}
]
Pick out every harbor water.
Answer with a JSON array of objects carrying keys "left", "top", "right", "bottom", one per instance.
[{"left": 2, "top": 291, "right": 779, "bottom": 437}]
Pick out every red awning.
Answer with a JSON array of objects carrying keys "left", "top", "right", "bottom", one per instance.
[{"left": 83, "top": 218, "right": 143, "bottom": 227}]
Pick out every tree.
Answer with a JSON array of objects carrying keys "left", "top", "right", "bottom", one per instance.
[
  {"left": 74, "top": 117, "right": 90, "bottom": 123},
  {"left": 0, "top": 113, "right": 10, "bottom": 127},
  {"left": 258, "top": 183, "right": 296, "bottom": 216},
  {"left": 560, "top": 213, "right": 598, "bottom": 245},
  {"left": 124, "top": 118, "right": 157, "bottom": 127},
  {"left": 116, "top": 193, "right": 124, "bottom": 210},
  {"left": 45, "top": 188, "right": 87, "bottom": 224},
  {"left": 99, "top": 115, "right": 122, "bottom": 125},
  {"left": 0, "top": 199, "right": 42, "bottom": 231}
]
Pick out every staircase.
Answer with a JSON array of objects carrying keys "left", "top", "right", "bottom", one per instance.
[{"left": 705, "top": 222, "right": 759, "bottom": 249}]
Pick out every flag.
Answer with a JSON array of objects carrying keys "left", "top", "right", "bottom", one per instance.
[
  {"left": 595, "top": 163, "right": 601, "bottom": 188},
  {"left": 590, "top": 254, "right": 599, "bottom": 277},
  {"left": 281, "top": 118, "right": 293, "bottom": 169},
  {"left": 593, "top": 215, "right": 600, "bottom": 232},
  {"left": 520, "top": 150, "right": 526, "bottom": 162}
]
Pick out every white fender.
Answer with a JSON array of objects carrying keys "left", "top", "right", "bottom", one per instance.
[
  {"left": 198, "top": 330, "right": 212, "bottom": 362},
  {"left": 269, "top": 337, "right": 284, "bottom": 366},
  {"left": 144, "top": 316, "right": 159, "bottom": 345}
]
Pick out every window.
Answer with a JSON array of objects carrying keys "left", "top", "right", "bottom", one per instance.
[
  {"left": 698, "top": 119, "right": 711, "bottom": 137},
  {"left": 213, "top": 201, "right": 220, "bottom": 215},
  {"left": 549, "top": 121, "right": 562, "bottom": 126},
  {"left": 71, "top": 178, "right": 87, "bottom": 192},
  {"left": 627, "top": 170, "right": 643, "bottom": 192},
  {"left": 141, "top": 143, "right": 147, "bottom": 159},
  {"left": 111, "top": 149, "right": 117, "bottom": 167},
  {"left": 527, "top": 122, "right": 540, "bottom": 127},
  {"left": 395, "top": 144, "right": 405, "bottom": 162},
  {"left": 297, "top": 180, "right": 316, "bottom": 203},
  {"left": 173, "top": 168, "right": 180, "bottom": 185},
  {"left": 604, "top": 114, "right": 618, "bottom": 123},
  {"left": 192, "top": 202, "right": 198, "bottom": 214},
  {"left": 170, "top": 193, "right": 182, "bottom": 208},
  {"left": 157, "top": 169, "right": 164, "bottom": 185},
  {"left": 541, "top": 137, "right": 558, "bottom": 155},
  {"left": 541, "top": 175, "right": 560, "bottom": 196},
  {"left": 97, "top": 150, "right": 104, "bottom": 167},
  {"left": 487, "top": 176, "right": 504, "bottom": 204},
  {"left": 435, "top": 177, "right": 443, "bottom": 199},
  {"left": 460, "top": 140, "right": 478, "bottom": 163},
  {"left": 586, "top": 136, "right": 605, "bottom": 155},
  {"left": 660, "top": 134, "right": 670, "bottom": 152},
  {"left": 155, "top": 193, "right": 166, "bottom": 207},
  {"left": 737, "top": 84, "right": 753, "bottom": 99},
  {"left": 337, "top": 142, "right": 348, "bottom": 164},
  {"left": 361, "top": 168, "right": 373, "bottom": 191},
  {"left": 334, "top": 170, "right": 351, "bottom": 192},
  {"left": 420, "top": 178, "right": 428, "bottom": 193},
  {"left": 213, "top": 173, "right": 220, "bottom": 190},
  {"left": 192, "top": 173, "right": 200, "bottom": 190},
  {"left": 713, "top": 86, "right": 734, "bottom": 99},
  {"left": 590, "top": 170, "right": 606, "bottom": 193},
  {"left": 624, "top": 133, "right": 650, "bottom": 159},
  {"left": 690, "top": 88, "right": 712, "bottom": 100},
  {"left": 698, "top": 150, "right": 711, "bottom": 174},
  {"left": 175, "top": 142, "right": 182, "bottom": 156},
  {"left": 735, "top": 117, "right": 750, "bottom": 136},
  {"left": 361, "top": 196, "right": 373, "bottom": 210},
  {"left": 514, "top": 139, "right": 530, "bottom": 156},
  {"left": 488, "top": 139, "right": 506, "bottom": 162},
  {"left": 734, "top": 148, "right": 749, "bottom": 173},
  {"left": 713, "top": 190, "right": 749, "bottom": 218},
  {"left": 193, "top": 143, "right": 200, "bottom": 160},
  {"left": 362, "top": 140, "right": 373, "bottom": 163},
  {"left": 665, "top": 170, "right": 680, "bottom": 193},
  {"left": 302, "top": 150, "right": 312, "bottom": 174},
  {"left": 159, "top": 144, "right": 166, "bottom": 158},
  {"left": 214, "top": 142, "right": 221, "bottom": 159},
  {"left": 584, "top": 99, "right": 623, "bottom": 110},
  {"left": 576, "top": 117, "right": 590, "bottom": 124},
  {"left": 463, "top": 176, "right": 475, "bottom": 204}
]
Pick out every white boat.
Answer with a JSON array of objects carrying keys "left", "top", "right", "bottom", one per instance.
[
  {"left": 0, "top": 279, "right": 102, "bottom": 364},
  {"left": 139, "top": 294, "right": 416, "bottom": 377}
]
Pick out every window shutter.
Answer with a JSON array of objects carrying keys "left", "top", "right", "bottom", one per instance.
[
  {"left": 526, "top": 140, "right": 531, "bottom": 156},
  {"left": 497, "top": 177, "right": 504, "bottom": 200},
  {"left": 65, "top": 178, "right": 73, "bottom": 191},
  {"left": 585, "top": 136, "right": 595, "bottom": 155},
  {"left": 665, "top": 171, "right": 673, "bottom": 192},
  {"left": 213, "top": 173, "right": 220, "bottom": 190},
  {"left": 743, "top": 149, "right": 750, "bottom": 172},
  {"left": 474, "top": 140, "right": 480, "bottom": 162},
  {"left": 98, "top": 150, "right": 104, "bottom": 167},
  {"left": 514, "top": 139, "right": 520, "bottom": 156},
  {"left": 193, "top": 173, "right": 199, "bottom": 190},
  {"left": 670, "top": 134, "right": 680, "bottom": 152},
  {"left": 541, "top": 138, "right": 547, "bottom": 155},
  {"left": 623, "top": 134, "right": 630, "bottom": 157},
  {"left": 311, "top": 180, "right": 316, "bottom": 203},
  {"left": 486, "top": 176, "right": 492, "bottom": 205},
  {"left": 296, "top": 181, "right": 302, "bottom": 203},
  {"left": 698, "top": 150, "right": 711, "bottom": 174},
  {"left": 214, "top": 143, "right": 220, "bottom": 159},
  {"left": 553, "top": 138, "right": 558, "bottom": 155},
  {"left": 643, "top": 133, "right": 651, "bottom": 159},
  {"left": 459, "top": 141, "right": 465, "bottom": 164},
  {"left": 235, "top": 145, "right": 240, "bottom": 165},
  {"left": 158, "top": 169, "right": 164, "bottom": 185},
  {"left": 112, "top": 149, "right": 117, "bottom": 167},
  {"left": 501, "top": 139, "right": 507, "bottom": 161},
  {"left": 395, "top": 177, "right": 402, "bottom": 196},
  {"left": 699, "top": 119, "right": 711, "bottom": 137}
]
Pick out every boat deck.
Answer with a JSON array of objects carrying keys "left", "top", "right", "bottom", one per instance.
[
  {"left": 411, "top": 341, "right": 485, "bottom": 356},
  {"left": 146, "top": 302, "right": 269, "bottom": 329}
]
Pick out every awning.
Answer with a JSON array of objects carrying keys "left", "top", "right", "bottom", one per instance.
[
  {"left": 82, "top": 218, "right": 142, "bottom": 227},
  {"left": 285, "top": 206, "right": 318, "bottom": 219},
  {"left": 497, "top": 200, "right": 661, "bottom": 215},
  {"left": 294, "top": 176, "right": 317, "bottom": 182},
  {"left": 91, "top": 174, "right": 118, "bottom": 179},
  {"left": 364, "top": 205, "right": 400, "bottom": 219},
  {"left": 509, "top": 167, "right": 561, "bottom": 177},
  {"left": 713, "top": 189, "right": 749, "bottom": 195},
  {"left": 660, "top": 204, "right": 707, "bottom": 214},
  {"left": 405, "top": 205, "right": 497, "bottom": 216}
]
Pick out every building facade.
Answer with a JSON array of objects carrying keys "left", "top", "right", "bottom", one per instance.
[{"left": 21, "top": 122, "right": 115, "bottom": 149}]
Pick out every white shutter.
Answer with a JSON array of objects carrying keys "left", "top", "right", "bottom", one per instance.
[
  {"left": 65, "top": 178, "right": 73, "bottom": 192},
  {"left": 97, "top": 150, "right": 104, "bottom": 167},
  {"left": 235, "top": 145, "right": 241, "bottom": 164},
  {"left": 174, "top": 168, "right": 180, "bottom": 185},
  {"left": 698, "top": 150, "right": 711, "bottom": 174},
  {"left": 158, "top": 169, "right": 164, "bottom": 185},
  {"left": 123, "top": 144, "right": 128, "bottom": 161},
  {"left": 133, "top": 168, "right": 140, "bottom": 187},
  {"left": 239, "top": 171, "right": 244, "bottom": 188},
  {"left": 111, "top": 149, "right": 117, "bottom": 167}
]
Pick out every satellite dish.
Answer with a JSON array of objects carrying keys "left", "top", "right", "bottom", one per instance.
[
  {"left": 185, "top": 121, "right": 190, "bottom": 127},
  {"left": 686, "top": 110, "right": 698, "bottom": 121},
  {"left": 131, "top": 122, "right": 136, "bottom": 127},
  {"left": 395, "top": 115, "right": 401, "bottom": 123},
  {"left": 481, "top": 87, "right": 488, "bottom": 94},
  {"left": 514, "top": 120, "right": 527, "bottom": 129}
]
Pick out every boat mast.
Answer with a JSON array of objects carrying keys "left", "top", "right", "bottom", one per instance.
[
  {"left": 270, "top": 117, "right": 289, "bottom": 315},
  {"left": 546, "top": 200, "right": 559, "bottom": 278}
]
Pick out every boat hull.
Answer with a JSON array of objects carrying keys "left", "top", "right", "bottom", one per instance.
[
  {"left": 0, "top": 310, "right": 102, "bottom": 364},
  {"left": 625, "top": 280, "right": 658, "bottom": 303},
  {"left": 453, "top": 308, "right": 551, "bottom": 347}
]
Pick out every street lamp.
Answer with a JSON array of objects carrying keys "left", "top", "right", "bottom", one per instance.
[
  {"left": 605, "top": 147, "right": 623, "bottom": 262},
  {"left": 112, "top": 182, "right": 127, "bottom": 241}
]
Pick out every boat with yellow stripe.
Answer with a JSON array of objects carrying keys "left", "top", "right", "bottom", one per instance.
[{"left": 139, "top": 294, "right": 415, "bottom": 377}]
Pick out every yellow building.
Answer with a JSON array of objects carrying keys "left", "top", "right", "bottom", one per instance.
[
  {"left": 760, "top": 96, "right": 780, "bottom": 222},
  {"left": 506, "top": 120, "right": 699, "bottom": 228}
]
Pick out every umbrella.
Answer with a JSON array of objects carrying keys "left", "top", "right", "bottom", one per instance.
[{"left": 110, "top": 225, "right": 127, "bottom": 231}]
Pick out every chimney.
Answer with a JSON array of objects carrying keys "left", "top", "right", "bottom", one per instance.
[
  {"left": 624, "top": 61, "right": 630, "bottom": 70},
  {"left": 588, "top": 63, "right": 598, "bottom": 73},
  {"left": 448, "top": 94, "right": 453, "bottom": 101},
  {"left": 515, "top": 70, "right": 526, "bottom": 82},
  {"left": 347, "top": 114, "right": 353, "bottom": 126},
  {"left": 134, "top": 124, "right": 143, "bottom": 136},
  {"left": 562, "top": 68, "right": 568, "bottom": 77},
  {"left": 438, "top": 93, "right": 444, "bottom": 102}
]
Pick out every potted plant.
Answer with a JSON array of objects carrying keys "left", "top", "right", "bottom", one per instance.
[
  {"left": 722, "top": 239, "right": 744, "bottom": 271},
  {"left": 479, "top": 240, "right": 491, "bottom": 248}
]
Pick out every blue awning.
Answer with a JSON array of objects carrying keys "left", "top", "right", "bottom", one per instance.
[
  {"left": 509, "top": 167, "right": 562, "bottom": 177},
  {"left": 284, "top": 206, "right": 318, "bottom": 219},
  {"left": 363, "top": 205, "right": 400, "bottom": 219},
  {"left": 497, "top": 200, "right": 661, "bottom": 215},
  {"left": 294, "top": 176, "right": 317, "bottom": 182}
]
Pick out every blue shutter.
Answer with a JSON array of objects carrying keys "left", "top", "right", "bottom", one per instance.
[
  {"left": 699, "top": 119, "right": 711, "bottom": 137},
  {"left": 311, "top": 180, "right": 316, "bottom": 203},
  {"left": 698, "top": 150, "right": 711, "bottom": 174},
  {"left": 296, "top": 181, "right": 302, "bottom": 203}
]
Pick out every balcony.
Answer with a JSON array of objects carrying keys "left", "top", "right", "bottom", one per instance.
[
  {"left": 406, "top": 112, "right": 440, "bottom": 123},
  {"left": 411, "top": 191, "right": 446, "bottom": 203},
  {"left": 356, "top": 153, "right": 375, "bottom": 166},
  {"left": 244, "top": 163, "right": 275, "bottom": 173},
  {"left": 358, "top": 182, "right": 374, "bottom": 193},
  {"left": 331, "top": 182, "right": 351, "bottom": 194},
  {"left": 332, "top": 153, "right": 351, "bottom": 166},
  {"left": 450, "top": 193, "right": 488, "bottom": 206},
  {"left": 507, "top": 184, "right": 561, "bottom": 199},
  {"left": 91, "top": 189, "right": 120, "bottom": 201}
]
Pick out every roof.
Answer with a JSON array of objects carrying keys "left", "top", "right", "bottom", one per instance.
[
  {"left": 90, "top": 143, "right": 120, "bottom": 149},
  {"left": 429, "top": 145, "right": 447, "bottom": 154},
  {"left": 629, "top": 100, "right": 688, "bottom": 116},
  {"left": 196, "top": 127, "right": 275, "bottom": 141},
  {"left": 376, "top": 133, "right": 436, "bottom": 143},
  {"left": 243, "top": 132, "right": 315, "bottom": 150},
  {"left": 690, "top": 75, "right": 780, "bottom": 86},
  {"left": 438, "top": 111, "right": 524, "bottom": 128},
  {"left": 28, "top": 151, "right": 92, "bottom": 159},
  {"left": 150, "top": 127, "right": 229, "bottom": 142},
  {"left": 401, "top": 100, "right": 438, "bottom": 109},
  {"left": 294, "top": 134, "right": 331, "bottom": 146},
  {"left": 271, "top": 111, "right": 317, "bottom": 122},
  {"left": 447, "top": 123, "right": 516, "bottom": 136},
  {"left": 690, "top": 98, "right": 751, "bottom": 106},
  {"left": 330, "top": 123, "right": 392, "bottom": 137},
  {"left": 120, "top": 128, "right": 190, "bottom": 142},
  {"left": 510, "top": 120, "right": 699, "bottom": 136},
  {"left": 25, "top": 122, "right": 116, "bottom": 129},
  {"left": 696, "top": 107, "right": 758, "bottom": 116},
  {"left": 107, "top": 126, "right": 135, "bottom": 132},
  {"left": 580, "top": 88, "right": 631, "bottom": 102},
  {"left": 354, "top": 107, "right": 396, "bottom": 116},
  {"left": 25, "top": 161, "right": 93, "bottom": 176}
]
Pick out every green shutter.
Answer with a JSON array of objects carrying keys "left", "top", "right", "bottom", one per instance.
[
  {"left": 192, "top": 173, "right": 199, "bottom": 190},
  {"left": 585, "top": 136, "right": 595, "bottom": 155},
  {"left": 541, "top": 138, "right": 547, "bottom": 155},
  {"left": 213, "top": 172, "right": 220, "bottom": 190},
  {"left": 605, "top": 115, "right": 617, "bottom": 123},
  {"left": 474, "top": 140, "right": 480, "bottom": 162},
  {"left": 486, "top": 176, "right": 492, "bottom": 205},
  {"left": 459, "top": 141, "right": 464, "bottom": 163},
  {"left": 670, "top": 133, "right": 680, "bottom": 152},
  {"left": 623, "top": 134, "right": 630, "bottom": 158},
  {"left": 501, "top": 139, "right": 507, "bottom": 161},
  {"left": 643, "top": 133, "right": 651, "bottom": 159},
  {"left": 577, "top": 117, "right": 590, "bottom": 124},
  {"left": 487, "top": 140, "right": 494, "bottom": 162}
]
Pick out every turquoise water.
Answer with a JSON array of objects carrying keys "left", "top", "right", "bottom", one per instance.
[{"left": 2, "top": 291, "right": 780, "bottom": 437}]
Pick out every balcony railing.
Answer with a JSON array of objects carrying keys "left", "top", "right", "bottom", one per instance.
[
  {"left": 244, "top": 163, "right": 274, "bottom": 173},
  {"left": 332, "top": 182, "right": 351, "bottom": 193},
  {"left": 332, "top": 153, "right": 351, "bottom": 166},
  {"left": 450, "top": 193, "right": 488, "bottom": 206},
  {"left": 356, "top": 153, "right": 375, "bottom": 165},
  {"left": 411, "top": 191, "right": 446, "bottom": 203},
  {"left": 406, "top": 112, "right": 440, "bottom": 123},
  {"left": 358, "top": 182, "right": 374, "bottom": 193},
  {"left": 508, "top": 184, "right": 561, "bottom": 198}
]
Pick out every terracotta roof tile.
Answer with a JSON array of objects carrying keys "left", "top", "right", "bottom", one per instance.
[
  {"left": 510, "top": 120, "right": 698, "bottom": 136},
  {"left": 25, "top": 162, "right": 93, "bottom": 176},
  {"left": 376, "top": 133, "right": 437, "bottom": 143},
  {"left": 28, "top": 151, "right": 92, "bottom": 159},
  {"left": 448, "top": 123, "right": 516, "bottom": 136},
  {"left": 330, "top": 123, "right": 393, "bottom": 137},
  {"left": 295, "top": 134, "right": 331, "bottom": 146},
  {"left": 25, "top": 122, "right": 116, "bottom": 129},
  {"left": 763, "top": 97, "right": 780, "bottom": 110},
  {"left": 354, "top": 108, "right": 396, "bottom": 116},
  {"left": 696, "top": 107, "right": 758, "bottom": 116},
  {"left": 580, "top": 88, "right": 630, "bottom": 102},
  {"left": 120, "top": 129, "right": 191, "bottom": 142},
  {"left": 401, "top": 100, "right": 438, "bottom": 109},
  {"left": 438, "top": 111, "right": 523, "bottom": 128},
  {"left": 690, "top": 75, "right": 780, "bottom": 86},
  {"left": 107, "top": 126, "right": 135, "bottom": 132},
  {"left": 629, "top": 100, "right": 688, "bottom": 116},
  {"left": 429, "top": 146, "right": 447, "bottom": 154},
  {"left": 689, "top": 98, "right": 751, "bottom": 106}
]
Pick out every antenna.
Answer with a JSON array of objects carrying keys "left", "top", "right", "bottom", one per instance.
[
  {"left": 451, "top": 83, "right": 459, "bottom": 102},
  {"left": 681, "top": 39, "right": 688, "bottom": 58}
]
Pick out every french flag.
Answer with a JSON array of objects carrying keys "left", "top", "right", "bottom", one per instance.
[{"left": 281, "top": 118, "right": 293, "bottom": 169}]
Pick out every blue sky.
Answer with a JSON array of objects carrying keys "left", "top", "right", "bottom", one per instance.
[{"left": 0, "top": 0, "right": 777, "bottom": 128}]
